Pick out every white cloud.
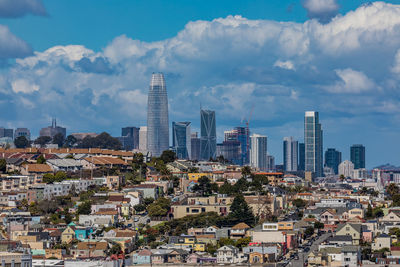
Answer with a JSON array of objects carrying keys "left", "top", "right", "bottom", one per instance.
[
  {"left": 0, "top": 0, "right": 46, "bottom": 18},
  {"left": 274, "top": 60, "right": 295, "bottom": 70},
  {"left": 324, "top": 68, "right": 376, "bottom": 93},
  {"left": 11, "top": 79, "right": 39, "bottom": 94},
  {"left": 0, "top": 25, "right": 31, "bottom": 59},
  {"left": 302, "top": 0, "right": 339, "bottom": 23}
]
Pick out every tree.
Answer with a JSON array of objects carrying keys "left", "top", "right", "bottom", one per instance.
[
  {"left": 134, "top": 204, "right": 146, "bottom": 213},
  {"left": 35, "top": 136, "right": 51, "bottom": 147},
  {"left": 52, "top": 133, "right": 65, "bottom": 147},
  {"left": 0, "top": 159, "right": 6, "bottom": 173},
  {"left": 305, "top": 226, "right": 314, "bottom": 237},
  {"left": 218, "top": 181, "right": 235, "bottom": 195},
  {"left": 292, "top": 198, "right": 307, "bottom": 208},
  {"left": 64, "top": 135, "right": 77, "bottom": 148},
  {"left": 36, "top": 154, "right": 46, "bottom": 164},
  {"left": 108, "top": 243, "right": 122, "bottom": 255},
  {"left": 388, "top": 183, "right": 400, "bottom": 198},
  {"left": 14, "top": 136, "right": 29, "bottom": 148},
  {"left": 192, "top": 176, "right": 213, "bottom": 196},
  {"left": 54, "top": 171, "right": 67, "bottom": 182},
  {"left": 147, "top": 198, "right": 171, "bottom": 218},
  {"left": 241, "top": 166, "right": 252, "bottom": 178},
  {"left": 314, "top": 222, "right": 324, "bottom": 229},
  {"left": 160, "top": 150, "right": 176, "bottom": 163},
  {"left": 77, "top": 201, "right": 92, "bottom": 215},
  {"left": 42, "top": 173, "right": 55, "bottom": 184},
  {"left": 143, "top": 197, "right": 155, "bottom": 206},
  {"left": 79, "top": 132, "right": 122, "bottom": 150},
  {"left": 229, "top": 195, "right": 255, "bottom": 226},
  {"left": 235, "top": 237, "right": 251, "bottom": 249}
]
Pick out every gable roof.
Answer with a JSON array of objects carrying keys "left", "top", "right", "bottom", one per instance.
[
  {"left": 232, "top": 223, "right": 250, "bottom": 230},
  {"left": 25, "top": 164, "right": 52, "bottom": 173},
  {"left": 336, "top": 223, "right": 362, "bottom": 234}
]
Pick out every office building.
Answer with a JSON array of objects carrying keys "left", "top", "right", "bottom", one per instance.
[
  {"left": 191, "top": 132, "right": 201, "bottom": 160},
  {"left": 121, "top": 127, "right": 139, "bottom": 149},
  {"left": 172, "top": 122, "right": 191, "bottom": 159},
  {"left": 14, "top": 128, "right": 31, "bottom": 140},
  {"left": 224, "top": 126, "right": 249, "bottom": 165},
  {"left": 339, "top": 160, "right": 354, "bottom": 178},
  {"left": 216, "top": 141, "right": 241, "bottom": 165},
  {"left": 200, "top": 109, "right": 216, "bottom": 160},
  {"left": 283, "top": 137, "right": 298, "bottom": 172},
  {"left": 0, "top": 127, "right": 13, "bottom": 139},
  {"left": 350, "top": 144, "right": 365, "bottom": 169},
  {"left": 250, "top": 134, "right": 267, "bottom": 171},
  {"left": 304, "top": 111, "right": 323, "bottom": 177},
  {"left": 147, "top": 73, "right": 169, "bottom": 157},
  {"left": 325, "top": 148, "right": 342, "bottom": 174},
  {"left": 39, "top": 119, "right": 66, "bottom": 138},
  {"left": 267, "top": 154, "right": 275, "bottom": 172},
  {"left": 298, "top": 142, "right": 305, "bottom": 171},
  {"left": 139, "top": 126, "right": 147, "bottom": 151}
]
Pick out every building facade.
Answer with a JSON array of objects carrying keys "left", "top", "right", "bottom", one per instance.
[
  {"left": 121, "top": 127, "right": 139, "bottom": 150},
  {"left": 14, "top": 128, "right": 31, "bottom": 140},
  {"left": 139, "top": 126, "right": 147, "bottom": 151},
  {"left": 339, "top": 160, "right": 354, "bottom": 178},
  {"left": 224, "top": 127, "right": 249, "bottom": 165},
  {"left": 147, "top": 73, "right": 169, "bottom": 157},
  {"left": 200, "top": 110, "right": 216, "bottom": 160},
  {"left": 172, "top": 122, "right": 191, "bottom": 159},
  {"left": 298, "top": 142, "right": 305, "bottom": 171},
  {"left": 304, "top": 111, "right": 323, "bottom": 177},
  {"left": 283, "top": 137, "right": 298, "bottom": 172},
  {"left": 250, "top": 134, "right": 267, "bottom": 171},
  {"left": 39, "top": 119, "right": 66, "bottom": 138},
  {"left": 350, "top": 144, "right": 365, "bottom": 169},
  {"left": 325, "top": 148, "right": 342, "bottom": 175},
  {"left": 190, "top": 132, "right": 200, "bottom": 161}
]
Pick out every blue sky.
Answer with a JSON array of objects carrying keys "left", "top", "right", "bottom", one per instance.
[{"left": 1, "top": 0, "right": 400, "bottom": 168}]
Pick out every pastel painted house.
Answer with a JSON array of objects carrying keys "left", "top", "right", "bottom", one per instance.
[
  {"left": 75, "top": 227, "right": 93, "bottom": 241},
  {"left": 131, "top": 249, "right": 152, "bottom": 265}
]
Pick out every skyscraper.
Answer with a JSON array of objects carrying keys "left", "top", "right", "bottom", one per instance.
[
  {"left": 224, "top": 126, "right": 249, "bottom": 165},
  {"left": 298, "top": 142, "right": 305, "bottom": 171},
  {"left": 250, "top": 134, "right": 267, "bottom": 171},
  {"left": 190, "top": 132, "right": 201, "bottom": 160},
  {"left": 304, "top": 111, "right": 323, "bottom": 177},
  {"left": 0, "top": 128, "right": 14, "bottom": 139},
  {"left": 339, "top": 160, "right": 354, "bottom": 178},
  {"left": 119, "top": 126, "right": 139, "bottom": 150},
  {"left": 350, "top": 144, "right": 365, "bottom": 169},
  {"left": 325, "top": 148, "right": 342, "bottom": 174},
  {"left": 172, "top": 122, "right": 191, "bottom": 159},
  {"left": 139, "top": 126, "right": 147, "bottom": 151},
  {"left": 147, "top": 73, "right": 169, "bottom": 157},
  {"left": 283, "top": 137, "right": 298, "bottom": 172},
  {"left": 200, "top": 109, "right": 216, "bottom": 160}
]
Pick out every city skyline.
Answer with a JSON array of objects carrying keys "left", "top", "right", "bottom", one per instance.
[{"left": 1, "top": 1, "right": 400, "bottom": 167}]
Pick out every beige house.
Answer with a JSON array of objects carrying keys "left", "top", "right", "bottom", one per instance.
[
  {"left": 61, "top": 226, "right": 75, "bottom": 244},
  {"left": 170, "top": 204, "right": 229, "bottom": 219},
  {"left": 335, "top": 223, "right": 362, "bottom": 245},
  {"left": 372, "top": 234, "right": 391, "bottom": 251},
  {"left": 380, "top": 211, "right": 400, "bottom": 223}
]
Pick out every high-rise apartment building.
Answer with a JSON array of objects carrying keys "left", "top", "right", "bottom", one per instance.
[
  {"left": 325, "top": 148, "right": 342, "bottom": 174},
  {"left": 200, "top": 109, "right": 216, "bottom": 160},
  {"left": 304, "top": 111, "right": 323, "bottom": 177},
  {"left": 122, "top": 127, "right": 139, "bottom": 149},
  {"left": 147, "top": 73, "right": 169, "bottom": 157},
  {"left": 139, "top": 126, "right": 147, "bottom": 152},
  {"left": 172, "top": 122, "right": 191, "bottom": 159},
  {"left": 283, "top": 137, "right": 298, "bottom": 172},
  {"left": 216, "top": 141, "right": 241, "bottom": 165},
  {"left": 190, "top": 132, "right": 201, "bottom": 160},
  {"left": 250, "top": 134, "right": 267, "bottom": 171},
  {"left": 0, "top": 127, "right": 14, "bottom": 139},
  {"left": 298, "top": 142, "right": 305, "bottom": 171},
  {"left": 14, "top": 128, "right": 31, "bottom": 140},
  {"left": 350, "top": 144, "right": 365, "bottom": 169},
  {"left": 339, "top": 160, "right": 354, "bottom": 178},
  {"left": 40, "top": 119, "right": 66, "bottom": 138}
]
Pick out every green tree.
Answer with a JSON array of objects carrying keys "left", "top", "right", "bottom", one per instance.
[
  {"left": 54, "top": 171, "right": 67, "bottom": 182},
  {"left": 160, "top": 150, "right": 176, "bottom": 163},
  {"left": 36, "top": 154, "right": 46, "bottom": 164},
  {"left": 292, "top": 198, "right": 307, "bottom": 208},
  {"left": 64, "top": 135, "right": 77, "bottom": 148},
  {"left": 235, "top": 237, "right": 251, "bottom": 249},
  {"left": 206, "top": 243, "right": 217, "bottom": 255},
  {"left": 192, "top": 176, "right": 213, "bottom": 196},
  {"left": 147, "top": 198, "right": 171, "bottom": 218},
  {"left": 0, "top": 159, "right": 6, "bottom": 173},
  {"left": 218, "top": 237, "right": 236, "bottom": 247},
  {"left": 134, "top": 204, "right": 146, "bottom": 213},
  {"left": 365, "top": 204, "right": 373, "bottom": 218},
  {"left": 42, "top": 173, "right": 55, "bottom": 183},
  {"left": 229, "top": 195, "right": 255, "bottom": 226},
  {"left": 77, "top": 201, "right": 92, "bottom": 215},
  {"left": 241, "top": 166, "right": 252, "bottom": 178},
  {"left": 14, "top": 136, "right": 29, "bottom": 148},
  {"left": 79, "top": 132, "right": 122, "bottom": 150},
  {"left": 52, "top": 133, "right": 65, "bottom": 147},
  {"left": 143, "top": 197, "right": 155, "bottom": 206},
  {"left": 388, "top": 183, "right": 400, "bottom": 198},
  {"left": 305, "top": 226, "right": 314, "bottom": 237},
  {"left": 314, "top": 222, "right": 324, "bottom": 229},
  {"left": 35, "top": 136, "right": 51, "bottom": 147},
  {"left": 108, "top": 243, "right": 122, "bottom": 255},
  {"left": 218, "top": 181, "right": 235, "bottom": 195}
]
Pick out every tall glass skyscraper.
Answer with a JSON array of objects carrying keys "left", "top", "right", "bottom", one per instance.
[
  {"left": 283, "top": 137, "right": 298, "bottom": 172},
  {"left": 200, "top": 109, "right": 216, "bottom": 160},
  {"left": 325, "top": 148, "right": 342, "bottom": 174},
  {"left": 147, "top": 73, "right": 169, "bottom": 157},
  {"left": 224, "top": 126, "right": 250, "bottom": 165},
  {"left": 298, "top": 142, "right": 305, "bottom": 171},
  {"left": 250, "top": 134, "right": 267, "bottom": 171},
  {"left": 304, "top": 111, "right": 323, "bottom": 177},
  {"left": 351, "top": 144, "right": 365, "bottom": 169},
  {"left": 172, "top": 122, "right": 191, "bottom": 159}
]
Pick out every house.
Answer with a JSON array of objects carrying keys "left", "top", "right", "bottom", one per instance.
[
  {"left": 230, "top": 223, "right": 250, "bottom": 239},
  {"left": 341, "top": 245, "right": 360, "bottom": 267},
  {"left": 74, "top": 227, "right": 93, "bottom": 241},
  {"left": 325, "top": 235, "right": 353, "bottom": 246},
  {"left": 243, "top": 245, "right": 279, "bottom": 263},
  {"left": 71, "top": 241, "right": 108, "bottom": 259},
  {"left": 167, "top": 249, "right": 188, "bottom": 264},
  {"left": 79, "top": 214, "right": 115, "bottom": 227},
  {"left": 46, "top": 159, "right": 83, "bottom": 172},
  {"left": 372, "top": 233, "right": 391, "bottom": 251},
  {"left": 380, "top": 211, "right": 400, "bottom": 223},
  {"left": 217, "top": 245, "right": 246, "bottom": 264},
  {"left": 61, "top": 225, "right": 76, "bottom": 244},
  {"left": 20, "top": 164, "right": 52, "bottom": 176},
  {"left": 335, "top": 223, "right": 362, "bottom": 245},
  {"left": 131, "top": 249, "right": 152, "bottom": 265}
]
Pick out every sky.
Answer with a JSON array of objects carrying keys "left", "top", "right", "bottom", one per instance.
[{"left": 1, "top": 0, "right": 400, "bottom": 168}]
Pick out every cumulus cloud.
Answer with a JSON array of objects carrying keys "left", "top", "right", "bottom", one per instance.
[
  {"left": 324, "top": 68, "right": 376, "bottom": 93},
  {"left": 0, "top": 25, "right": 32, "bottom": 59},
  {"left": 2, "top": 2, "right": 400, "bottom": 166},
  {"left": 302, "top": 0, "right": 339, "bottom": 23},
  {"left": 0, "top": 0, "right": 47, "bottom": 18}
]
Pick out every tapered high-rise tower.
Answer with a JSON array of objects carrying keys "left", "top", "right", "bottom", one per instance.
[
  {"left": 304, "top": 111, "right": 323, "bottom": 177},
  {"left": 147, "top": 73, "right": 169, "bottom": 157}
]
